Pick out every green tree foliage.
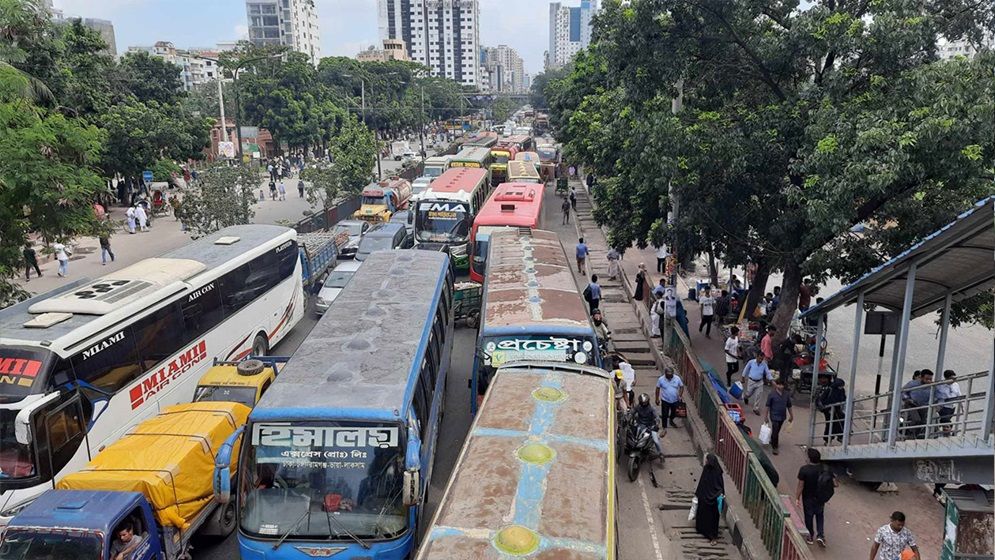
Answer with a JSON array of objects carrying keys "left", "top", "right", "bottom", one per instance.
[
  {"left": 0, "top": 0, "right": 55, "bottom": 104},
  {"left": 545, "top": 0, "right": 995, "bottom": 336},
  {"left": 174, "top": 164, "right": 257, "bottom": 237},
  {"left": 490, "top": 97, "right": 518, "bottom": 123},
  {"left": 182, "top": 79, "right": 236, "bottom": 120},
  {"left": 300, "top": 162, "right": 340, "bottom": 209},
  {"left": 529, "top": 66, "right": 570, "bottom": 110},
  {"left": 330, "top": 115, "right": 377, "bottom": 194},
  {"left": 118, "top": 51, "right": 185, "bottom": 106},
  {"left": 98, "top": 98, "right": 211, "bottom": 177}
]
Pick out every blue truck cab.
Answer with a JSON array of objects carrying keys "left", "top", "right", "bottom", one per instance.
[{"left": 0, "top": 490, "right": 161, "bottom": 560}]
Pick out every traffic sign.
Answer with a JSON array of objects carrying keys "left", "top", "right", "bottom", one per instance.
[{"left": 142, "top": 170, "right": 153, "bottom": 184}]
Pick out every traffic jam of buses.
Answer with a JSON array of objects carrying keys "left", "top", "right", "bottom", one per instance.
[{"left": 0, "top": 108, "right": 633, "bottom": 560}]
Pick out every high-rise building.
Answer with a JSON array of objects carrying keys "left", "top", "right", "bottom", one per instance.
[
  {"left": 378, "top": 0, "right": 481, "bottom": 88},
  {"left": 245, "top": 0, "right": 320, "bottom": 64},
  {"left": 548, "top": 0, "right": 597, "bottom": 69},
  {"left": 356, "top": 39, "right": 410, "bottom": 63},
  {"left": 126, "top": 41, "right": 235, "bottom": 91},
  {"left": 481, "top": 45, "right": 526, "bottom": 93}
]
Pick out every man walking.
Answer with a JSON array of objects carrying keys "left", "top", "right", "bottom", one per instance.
[
  {"left": 52, "top": 242, "right": 70, "bottom": 277},
  {"left": 763, "top": 379, "right": 793, "bottom": 454},
  {"left": 575, "top": 238, "right": 589, "bottom": 275},
  {"left": 278, "top": 181, "right": 287, "bottom": 201},
  {"left": 796, "top": 448, "right": 837, "bottom": 547},
  {"left": 134, "top": 204, "right": 148, "bottom": 232},
  {"left": 99, "top": 235, "right": 115, "bottom": 265},
  {"left": 870, "top": 512, "right": 920, "bottom": 560},
  {"left": 742, "top": 351, "right": 774, "bottom": 414},
  {"left": 569, "top": 187, "right": 577, "bottom": 211},
  {"left": 698, "top": 288, "right": 716, "bottom": 338},
  {"left": 23, "top": 243, "right": 41, "bottom": 281},
  {"left": 298, "top": 178, "right": 305, "bottom": 198},
  {"left": 584, "top": 275, "right": 602, "bottom": 314},
  {"left": 655, "top": 243, "right": 668, "bottom": 274},
  {"left": 724, "top": 326, "right": 741, "bottom": 387},
  {"left": 561, "top": 197, "right": 571, "bottom": 225},
  {"left": 655, "top": 367, "right": 684, "bottom": 429}
]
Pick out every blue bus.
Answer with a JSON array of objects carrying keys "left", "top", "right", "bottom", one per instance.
[
  {"left": 471, "top": 229, "right": 602, "bottom": 413},
  {"left": 235, "top": 250, "right": 455, "bottom": 559}
]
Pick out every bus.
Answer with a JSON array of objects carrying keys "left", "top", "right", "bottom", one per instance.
[
  {"left": 449, "top": 146, "right": 493, "bottom": 179},
  {"left": 507, "top": 160, "right": 541, "bottom": 184},
  {"left": 415, "top": 362, "right": 616, "bottom": 560},
  {"left": 464, "top": 131, "right": 498, "bottom": 149},
  {"left": 414, "top": 167, "right": 490, "bottom": 271},
  {"left": 471, "top": 229, "right": 603, "bottom": 413},
  {"left": 0, "top": 225, "right": 305, "bottom": 522},
  {"left": 236, "top": 250, "right": 454, "bottom": 560},
  {"left": 488, "top": 143, "right": 519, "bottom": 186},
  {"left": 469, "top": 182, "right": 545, "bottom": 283}
]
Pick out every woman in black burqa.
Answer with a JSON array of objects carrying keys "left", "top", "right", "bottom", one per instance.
[{"left": 695, "top": 453, "right": 725, "bottom": 544}]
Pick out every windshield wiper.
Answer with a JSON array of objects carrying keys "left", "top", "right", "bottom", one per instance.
[
  {"left": 324, "top": 509, "right": 371, "bottom": 549},
  {"left": 273, "top": 500, "right": 311, "bottom": 550}
]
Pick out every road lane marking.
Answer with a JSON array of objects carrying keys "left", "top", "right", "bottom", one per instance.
[{"left": 637, "top": 476, "right": 664, "bottom": 560}]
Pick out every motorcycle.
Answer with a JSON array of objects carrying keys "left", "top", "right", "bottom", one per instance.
[{"left": 625, "top": 417, "right": 661, "bottom": 486}]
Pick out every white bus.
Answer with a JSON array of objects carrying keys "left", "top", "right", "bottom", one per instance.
[{"left": 0, "top": 225, "right": 305, "bottom": 522}]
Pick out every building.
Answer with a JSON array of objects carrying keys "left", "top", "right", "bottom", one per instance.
[
  {"left": 356, "top": 39, "right": 410, "bottom": 62},
  {"left": 378, "top": 0, "right": 481, "bottom": 88},
  {"left": 547, "top": 0, "right": 598, "bottom": 69},
  {"left": 937, "top": 33, "right": 993, "bottom": 60},
  {"left": 42, "top": 2, "right": 118, "bottom": 57},
  {"left": 481, "top": 44, "right": 526, "bottom": 93},
  {"left": 245, "top": 0, "right": 321, "bottom": 64},
  {"left": 126, "top": 41, "right": 232, "bottom": 92}
]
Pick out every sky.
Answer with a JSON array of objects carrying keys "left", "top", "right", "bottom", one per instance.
[{"left": 53, "top": 0, "right": 551, "bottom": 74}]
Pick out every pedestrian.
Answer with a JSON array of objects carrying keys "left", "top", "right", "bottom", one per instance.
[
  {"left": 267, "top": 163, "right": 275, "bottom": 181},
  {"left": 569, "top": 187, "right": 577, "bottom": 211},
  {"left": 278, "top": 181, "right": 286, "bottom": 201},
  {"left": 654, "top": 288, "right": 678, "bottom": 341},
  {"left": 584, "top": 274, "right": 602, "bottom": 314},
  {"left": 716, "top": 290, "right": 730, "bottom": 321},
  {"left": 269, "top": 180, "right": 277, "bottom": 201},
  {"left": 126, "top": 206, "right": 136, "bottom": 234},
  {"left": 586, "top": 171, "right": 595, "bottom": 191},
  {"left": 133, "top": 204, "right": 148, "bottom": 232},
  {"left": 568, "top": 165, "right": 576, "bottom": 177},
  {"left": 798, "top": 278, "right": 814, "bottom": 311},
  {"left": 796, "top": 448, "right": 837, "bottom": 547},
  {"left": 694, "top": 453, "right": 725, "bottom": 545},
  {"left": 298, "top": 179, "right": 305, "bottom": 198},
  {"left": 760, "top": 325, "right": 776, "bottom": 362},
  {"left": 742, "top": 351, "right": 774, "bottom": 414},
  {"left": 870, "top": 512, "right": 920, "bottom": 560},
  {"left": 655, "top": 367, "right": 684, "bottom": 429},
  {"left": 763, "top": 378, "right": 793, "bottom": 454},
  {"left": 936, "top": 370, "right": 961, "bottom": 435},
  {"left": 652, "top": 278, "right": 666, "bottom": 299},
  {"left": 902, "top": 369, "right": 933, "bottom": 439},
  {"left": 561, "top": 196, "right": 571, "bottom": 225},
  {"left": 698, "top": 288, "right": 716, "bottom": 338},
  {"left": 655, "top": 243, "right": 668, "bottom": 274},
  {"left": 724, "top": 326, "right": 741, "bottom": 388},
  {"left": 817, "top": 377, "right": 846, "bottom": 444},
  {"left": 575, "top": 238, "right": 588, "bottom": 275},
  {"left": 99, "top": 235, "right": 115, "bottom": 265},
  {"left": 23, "top": 243, "right": 41, "bottom": 281},
  {"left": 52, "top": 241, "right": 70, "bottom": 277},
  {"left": 607, "top": 247, "right": 621, "bottom": 280},
  {"left": 634, "top": 263, "right": 647, "bottom": 301}
]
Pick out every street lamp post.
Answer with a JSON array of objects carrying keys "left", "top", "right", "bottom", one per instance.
[{"left": 419, "top": 85, "right": 426, "bottom": 156}]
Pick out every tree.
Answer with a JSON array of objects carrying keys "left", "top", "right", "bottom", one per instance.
[
  {"left": 118, "top": 51, "right": 185, "bottom": 106},
  {"left": 329, "top": 116, "right": 376, "bottom": 194},
  {"left": 546, "top": 0, "right": 995, "bottom": 338},
  {"left": 0, "top": 0, "right": 56, "bottom": 105},
  {"left": 174, "top": 164, "right": 257, "bottom": 237},
  {"left": 98, "top": 98, "right": 211, "bottom": 177},
  {"left": 300, "top": 162, "right": 341, "bottom": 209},
  {"left": 0, "top": 67, "right": 104, "bottom": 299},
  {"left": 490, "top": 97, "right": 518, "bottom": 124},
  {"left": 529, "top": 66, "right": 570, "bottom": 110},
  {"left": 182, "top": 80, "right": 235, "bottom": 120},
  {"left": 45, "top": 19, "right": 116, "bottom": 118}
]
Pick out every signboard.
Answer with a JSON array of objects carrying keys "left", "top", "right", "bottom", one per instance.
[
  {"left": 484, "top": 336, "right": 594, "bottom": 367},
  {"left": 449, "top": 161, "right": 481, "bottom": 168},
  {"left": 142, "top": 170, "right": 153, "bottom": 184},
  {"left": 252, "top": 424, "right": 399, "bottom": 449},
  {"left": 419, "top": 201, "right": 468, "bottom": 220},
  {"left": 218, "top": 141, "right": 235, "bottom": 158}
]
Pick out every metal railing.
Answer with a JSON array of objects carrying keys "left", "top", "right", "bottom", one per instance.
[
  {"left": 744, "top": 453, "right": 787, "bottom": 558},
  {"left": 811, "top": 370, "right": 992, "bottom": 451},
  {"left": 715, "top": 411, "right": 750, "bottom": 492}
]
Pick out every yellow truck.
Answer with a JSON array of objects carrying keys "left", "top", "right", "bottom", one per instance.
[
  {"left": 352, "top": 177, "right": 413, "bottom": 223},
  {"left": 193, "top": 356, "right": 287, "bottom": 407}
]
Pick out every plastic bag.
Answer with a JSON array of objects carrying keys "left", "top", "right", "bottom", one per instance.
[
  {"left": 758, "top": 422, "right": 772, "bottom": 445},
  {"left": 688, "top": 496, "right": 698, "bottom": 521}
]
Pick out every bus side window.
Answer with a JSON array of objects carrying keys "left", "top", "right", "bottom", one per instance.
[
  {"left": 70, "top": 330, "right": 142, "bottom": 394},
  {"left": 276, "top": 241, "right": 298, "bottom": 280},
  {"left": 44, "top": 397, "right": 86, "bottom": 475},
  {"left": 412, "top": 368, "right": 429, "bottom": 440},
  {"left": 181, "top": 282, "right": 224, "bottom": 343},
  {"left": 134, "top": 303, "right": 186, "bottom": 371}
]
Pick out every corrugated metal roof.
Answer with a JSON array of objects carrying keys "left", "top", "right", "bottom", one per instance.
[{"left": 804, "top": 197, "right": 994, "bottom": 319}]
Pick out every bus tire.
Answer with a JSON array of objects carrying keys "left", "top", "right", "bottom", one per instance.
[{"left": 251, "top": 333, "right": 269, "bottom": 357}]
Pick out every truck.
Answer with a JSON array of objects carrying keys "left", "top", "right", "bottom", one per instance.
[
  {"left": 297, "top": 231, "right": 339, "bottom": 292},
  {"left": 352, "top": 177, "right": 413, "bottom": 223},
  {"left": 194, "top": 356, "right": 288, "bottom": 407},
  {"left": 0, "top": 402, "right": 251, "bottom": 560},
  {"left": 391, "top": 140, "right": 411, "bottom": 160}
]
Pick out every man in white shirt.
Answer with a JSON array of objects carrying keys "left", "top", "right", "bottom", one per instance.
[
  {"left": 725, "top": 326, "right": 741, "bottom": 387},
  {"left": 655, "top": 243, "right": 669, "bottom": 274},
  {"left": 52, "top": 242, "right": 69, "bottom": 277},
  {"left": 698, "top": 288, "right": 716, "bottom": 338}
]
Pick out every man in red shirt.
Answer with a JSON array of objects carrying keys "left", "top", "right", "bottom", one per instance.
[
  {"left": 798, "top": 278, "right": 813, "bottom": 311},
  {"left": 760, "top": 325, "right": 776, "bottom": 361}
]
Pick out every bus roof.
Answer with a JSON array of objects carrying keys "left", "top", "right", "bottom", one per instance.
[
  {"left": 481, "top": 229, "right": 591, "bottom": 332},
  {"left": 452, "top": 147, "right": 491, "bottom": 162},
  {"left": 416, "top": 362, "right": 614, "bottom": 559},
  {"left": 421, "top": 167, "right": 488, "bottom": 198},
  {"left": 475, "top": 183, "right": 544, "bottom": 229},
  {"left": 250, "top": 250, "right": 449, "bottom": 423},
  {"left": 0, "top": 225, "right": 294, "bottom": 347},
  {"left": 507, "top": 161, "right": 540, "bottom": 180}
]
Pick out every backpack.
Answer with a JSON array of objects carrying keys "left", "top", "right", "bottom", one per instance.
[
  {"left": 582, "top": 285, "right": 592, "bottom": 302},
  {"left": 816, "top": 466, "right": 835, "bottom": 503}
]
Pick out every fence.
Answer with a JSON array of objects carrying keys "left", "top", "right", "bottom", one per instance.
[{"left": 293, "top": 195, "right": 362, "bottom": 234}]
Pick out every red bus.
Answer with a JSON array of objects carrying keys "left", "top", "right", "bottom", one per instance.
[{"left": 469, "top": 182, "right": 545, "bottom": 283}]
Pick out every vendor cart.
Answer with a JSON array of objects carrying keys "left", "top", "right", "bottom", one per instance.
[{"left": 454, "top": 281, "right": 482, "bottom": 328}]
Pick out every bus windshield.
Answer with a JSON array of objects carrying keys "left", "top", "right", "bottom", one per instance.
[
  {"left": 0, "top": 409, "right": 36, "bottom": 481},
  {"left": 0, "top": 529, "right": 102, "bottom": 560},
  {"left": 0, "top": 347, "right": 52, "bottom": 404},
  {"left": 422, "top": 166, "right": 445, "bottom": 178},
  {"left": 493, "top": 155, "right": 509, "bottom": 164},
  {"left": 193, "top": 385, "right": 257, "bottom": 408},
  {"left": 362, "top": 195, "right": 386, "bottom": 206},
  {"left": 415, "top": 201, "right": 470, "bottom": 244},
  {"left": 240, "top": 422, "right": 407, "bottom": 541}
]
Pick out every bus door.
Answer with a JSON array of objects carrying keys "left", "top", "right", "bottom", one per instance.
[{"left": 19, "top": 392, "right": 88, "bottom": 484}]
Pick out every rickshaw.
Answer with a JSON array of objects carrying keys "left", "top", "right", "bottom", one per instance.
[{"left": 453, "top": 281, "right": 482, "bottom": 328}]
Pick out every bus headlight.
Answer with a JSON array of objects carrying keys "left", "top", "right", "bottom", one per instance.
[{"left": 574, "top": 352, "right": 587, "bottom": 364}]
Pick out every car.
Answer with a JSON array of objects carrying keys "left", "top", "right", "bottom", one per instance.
[
  {"left": 333, "top": 219, "right": 370, "bottom": 259},
  {"left": 402, "top": 150, "right": 419, "bottom": 164},
  {"left": 390, "top": 209, "right": 414, "bottom": 238},
  {"left": 315, "top": 260, "right": 363, "bottom": 315},
  {"left": 354, "top": 222, "right": 413, "bottom": 261}
]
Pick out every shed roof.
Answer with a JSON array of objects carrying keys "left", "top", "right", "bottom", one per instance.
[{"left": 804, "top": 197, "right": 994, "bottom": 319}]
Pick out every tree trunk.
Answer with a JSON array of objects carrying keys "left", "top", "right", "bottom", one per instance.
[
  {"left": 770, "top": 258, "right": 802, "bottom": 347},
  {"left": 744, "top": 261, "right": 770, "bottom": 321},
  {"left": 708, "top": 245, "right": 719, "bottom": 288}
]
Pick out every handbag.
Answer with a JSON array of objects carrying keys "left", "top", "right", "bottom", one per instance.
[
  {"left": 675, "top": 400, "right": 688, "bottom": 418},
  {"left": 688, "top": 496, "right": 698, "bottom": 521}
]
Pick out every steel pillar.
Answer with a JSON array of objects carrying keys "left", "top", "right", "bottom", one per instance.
[
  {"left": 982, "top": 338, "right": 995, "bottom": 439},
  {"left": 842, "top": 292, "right": 864, "bottom": 451},
  {"left": 887, "top": 263, "right": 917, "bottom": 448},
  {"left": 808, "top": 314, "right": 825, "bottom": 446},
  {"left": 936, "top": 293, "right": 953, "bottom": 375}
]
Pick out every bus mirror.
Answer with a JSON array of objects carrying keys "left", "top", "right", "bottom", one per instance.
[
  {"left": 402, "top": 469, "right": 421, "bottom": 507},
  {"left": 405, "top": 438, "right": 421, "bottom": 470},
  {"left": 213, "top": 426, "right": 244, "bottom": 504}
]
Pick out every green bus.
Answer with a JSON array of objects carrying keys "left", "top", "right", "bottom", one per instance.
[{"left": 449, "top": 147, "right": 494, "bottom": 184}]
